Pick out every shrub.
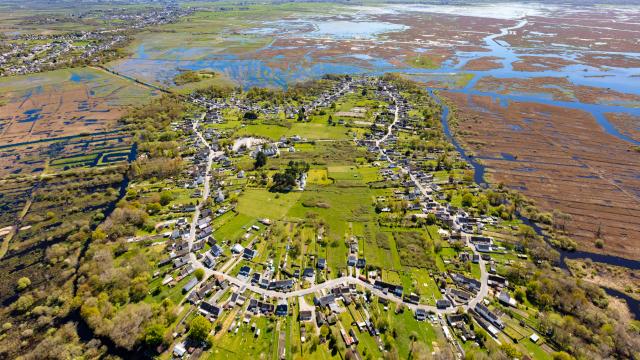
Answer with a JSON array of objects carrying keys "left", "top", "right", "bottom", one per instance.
[{"left": 16, "top": 277, "right": 31, "bottom": 291}]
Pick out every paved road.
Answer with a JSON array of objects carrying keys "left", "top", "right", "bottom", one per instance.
[
  {"left": 375, "top": 93, "right": 399, "bottom": 150},
  {"left": 188, "top": 113, "right": 219, "bottom": 252}
]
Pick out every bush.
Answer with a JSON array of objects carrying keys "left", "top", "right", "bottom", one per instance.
[
  {"left": 16, "top": 277, "right": 31, "bottom": 291},
  {"left": 13, "top": 294, "right": 34, "bottom": 313}
]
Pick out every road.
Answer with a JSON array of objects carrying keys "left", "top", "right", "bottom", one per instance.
[
  {"left": 374, "top": 93, "right": 399, "bottom": 150},
  {"left": 188, "top": 112, "right": 219, "bottom": 253}
]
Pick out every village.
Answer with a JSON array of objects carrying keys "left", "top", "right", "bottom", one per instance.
[
  {"left": 0, "top": 3, "right": 192, "bottom": 76},
  {"left": 126, "top": 76, "right": 548, "bottom": 359}
]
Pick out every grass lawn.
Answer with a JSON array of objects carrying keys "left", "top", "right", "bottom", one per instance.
[
  {"left": 236, "top": 188, "right": 302, "bottom": 220},
  {"left": 288, "top": 182, "right": 374, "bottom": 276},
  {"left": 378, "top": 303, "right": 439, "bottom": 358},
  {"left": 207, "top": 316, "right": 276, "bottom": 359},
  {"left": 234, "top": 123, "right": 351, "bottom": 141},
  {"left": 214, "top": 213, "right": 256, "bottom": 242},
  {"left": 410, "top": 268, "right": 441, "bottom": 305},
  {"left": 306, "top": 168, "right": 332, "bottom": 185}
]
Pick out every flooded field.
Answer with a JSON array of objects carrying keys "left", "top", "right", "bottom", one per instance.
[
  {"left": 105, "top": 3, "right": 640, "bottom": 258},
  {"left": 0, "top": 67, "right": 156, "bottom": 146},
  {"left": 0, "top": 67, "right": 154, "bottom": 177}
]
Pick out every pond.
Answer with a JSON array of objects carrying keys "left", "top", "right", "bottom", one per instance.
[{"left": 307, "top": 20, "right": 407, "bottom": 39}]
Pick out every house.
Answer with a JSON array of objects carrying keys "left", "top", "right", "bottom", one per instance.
[
  {"left": 268, "top": 279, "right": 294, "bottom": 291},
  {"left": 488, "top": 274, "right": 508, "bottom": 288},
  {"left": 238, "top": 265, "right": 252, "bottom": 277},
  {"left": 173, "top": 343, "right": 187, "bottom": 358},
  {"left": 243, "top": 248, "right": 257, "bottom": 260},
  {"left": 449, "top": 288, "right": 472, "bottom": 303},
  {"left": 450, "top": 273, "right": 481, "bottom": 293},
  {"left": 347, "top": 255, "right": 357, "bottom": 267},
  {"left": 231, "top": 243, "right": 244, "bottom": 254},
  {"left": 470, "top": 235, "right": 492, "bottom": 245},
  {"left": 475, "top": 303, "right": 504, "bottom": 329},
  {"left": 173, "top": 255, "right": 190, "bottom": 268},
  {"left": 275, "top": 301, "right": 288, "bottom": 316},
  {"left": 373, "top": 280, "right": 403, "bottom": 297},
  {"left": 200, "top": 301, "right": 223, "bottom": 318},
  {"left": 404, "top": 293, "right": 420, "bottom": 305},
  {"left": 299, "top": 310, "right": 313, "bottom": 321},
  {"left": 476, "top": 243, "right": 492, "bottom": 253},
  {"left": 497, "top": 291, "right": 517, "bottom": 307},
  {"left": 356, "top": 258, "right": 366, "bottom": 269},
  {"left": 530, "top": 333, "right": 540, "bottom": 343},
  {"left": 317, "top": 258, "right": 326, "bottom": 270},
  {"left": 251, "top": 272, "right": 261, "bottom": 284},
  {"left": 314, "top": 294, "right": 336, "bottom": 308},
  {"left": 192, "top": 240, "right": 204, "bottom": 252},
  {"left": 197, "top": 282, "right": 215, "bottom": 300},
  {"left": 446, "top": 313, "right": 466, "bottom": 326},
  {"left": 203, "top": 255, "right": 216, "bottom": 268},
  {"left": 248, "top": 298, "right": 274, "bottom": 314},
  {"left": 211, "top": 244, "right": 223, "bottom": 257},
  {"left": 162, "top": 275, "right": 173, "bottom": 286},
  {"left": 436, "top": 299, "right": 452, "bottom": 309},
  {"left": 302, "top": 267, "right": 314, "bottom": 279},
  {"left": 183, "top": 278, "right": 198, "bottom": 293}
]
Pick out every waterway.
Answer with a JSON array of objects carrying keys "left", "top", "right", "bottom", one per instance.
[
  {"left": 430, "top": 88, "right": 640, "bottom": 318},
  {"left": 111, "top": 13, "right": 640, "bottom": 148}
]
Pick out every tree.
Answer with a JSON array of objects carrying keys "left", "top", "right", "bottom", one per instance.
[
  {"left": 143, "top": 323, "right": 167, "bottom": 348},
  {"left": 461, "top": 193, "right": 474, "bottom": 207},
  {"left": 320, "top": 325, "right": 330, "bottom": 339},
  {"left": 243, "top": 111, "right": 258, "bottom": 120},
  {"left": 189, "top": 315, "right": 212, "bottom": 342},
  {"left": 254, "top": 151, "right": 267, "bottom": 169},
  {"left": 16, "top": 277, "right": 31, "bottom": 291},
  {"left": 194, "top": 268, "right": 205, "bottom": 281},
  {"left": 425, "top": 213, "right": 437, "bottom": 225},
  {"left": 552, "top": 351, "right": 574, "bottom": 360},
  {"left": 289, "top": 243, "right": 301, "bottom": 259},
  {"left": 159, "top": 191, "right": 174, "bottom": 206},
  {"left": 146, "top": 202, "right": 162, "bottom": 214},
  {"left": 518, "top": 224, "right": 537, "bottom": 240}
]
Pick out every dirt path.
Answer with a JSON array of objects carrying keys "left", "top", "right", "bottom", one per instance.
[{"left": 214, "top": 307, "right": 239, "bottom": 340}]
